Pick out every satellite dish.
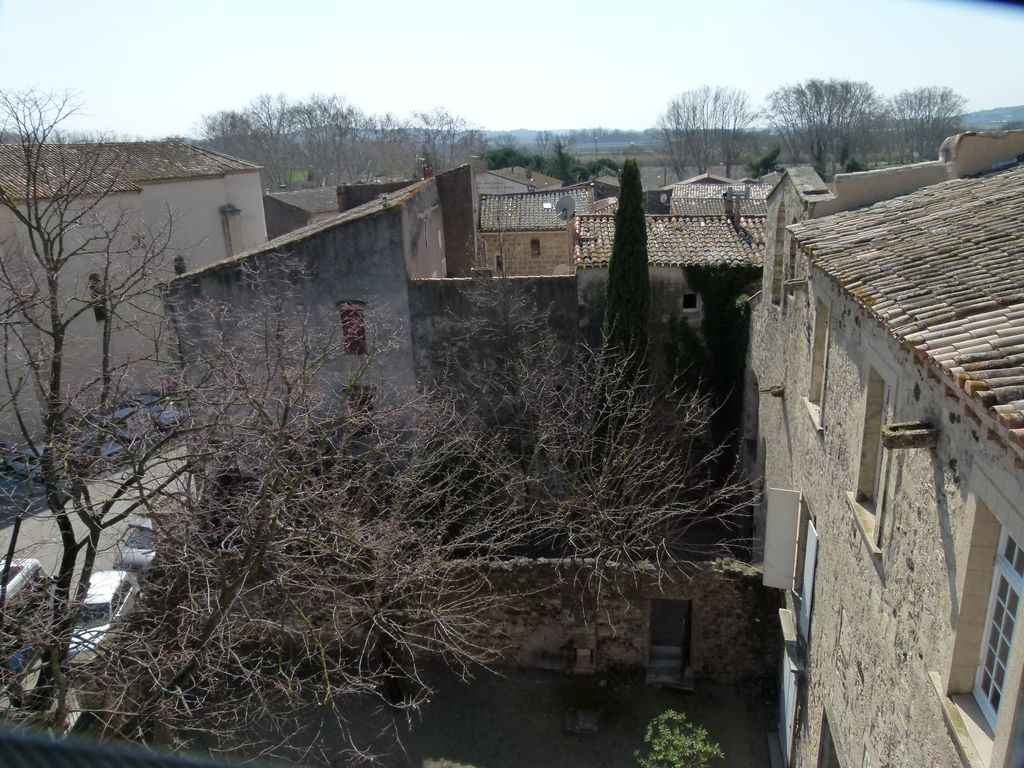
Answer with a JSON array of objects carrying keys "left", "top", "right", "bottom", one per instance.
[
  {"left": 659, "top": 192, "right": 670, "bottom": 205},
  {"left": 555, "top": 195, "right": 576, "bottom": 221}
]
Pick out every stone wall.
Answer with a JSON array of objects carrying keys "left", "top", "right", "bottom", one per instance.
[
  {"left": 435, "top": 164, "right": 477, "bottom": 277},
  {"left": 748, "top": 199, "right": 1024, "bottom": 766},
  {"left": 470, "top": 558, "right": 779, "bottom": 684},
  {"left": 407, "top": 275, "right": 579, "bottom": 379},
  {"left": 478, "top": 230, "right": 573, "bottom": 276},
  {"left": 577, "top": 266, "right": 702, "bottom": 369}
]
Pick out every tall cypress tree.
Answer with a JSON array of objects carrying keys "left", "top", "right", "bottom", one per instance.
[{"left": 603, "top": 158, "right": 650, "bottom": 363}]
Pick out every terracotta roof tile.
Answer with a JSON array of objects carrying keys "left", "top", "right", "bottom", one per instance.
[
  {"left": 266, "top": 187, "right": 339, "bottom": 214},
  {"left": 574, "top": 214, "right": 765, "bottom": 269},
  {"left": 669, "top": 182, "right": 771, "bottom": 216},
  {"left": 479, "top": 187, "right": 594, "bottom": 232},
  {"left": 790, "top": 163, "right": 1024, "bottom": 451}
]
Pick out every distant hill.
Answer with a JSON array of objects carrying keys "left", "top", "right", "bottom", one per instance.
[{"left": 963, "top": 105, "right": 1024, "bottom": 129}]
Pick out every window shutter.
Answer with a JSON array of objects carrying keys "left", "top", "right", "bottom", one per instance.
[
  {"left": 764, "top": 487, "right": 801, "bottom": 589},
  {"left": 798, "top": 519, "right": 818, "bottom": 639}
]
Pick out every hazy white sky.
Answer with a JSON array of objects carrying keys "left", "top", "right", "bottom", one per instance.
[{"left": 1, "top": 0, "right": 1022, "bottom": 136}]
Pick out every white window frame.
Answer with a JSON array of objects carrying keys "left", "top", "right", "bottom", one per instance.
[{"left": 974, "top": 528, "right": 1024, "bottom": 729}]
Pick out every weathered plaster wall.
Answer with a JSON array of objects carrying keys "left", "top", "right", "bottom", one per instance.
[
  {"left": 469, "top": 558, "right": 779, "bottom": 683},
  {"left": 749, "top": 239, "right": 1024, "bottom": 766},
  {"left": 400, "top": 181, "right": 446, "bottom": 279},
  {"left": 168, "top": 203, "right": 424, "bottom": 397},
  {"left": 262, "top": 195, "right": 311, "bottom": 240},
  {"left": 0, "top": 170, "right": 269, "bottom": 440},
  {"left": 577, "top": 266, "right": 702, "bottom": 360},
  {"left": 478, "top": 231, "right": 572, "bottom": 276},
  {"left": 435, "top": 164, "right": 477, "bottom": 277},
  {"left": 407, "top": 276, "right": 579, "bottom": 379}
]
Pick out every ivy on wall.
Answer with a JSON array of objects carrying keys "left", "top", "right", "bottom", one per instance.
[{"left": 666, "top": 263, "right": 762, "bottom": 435}]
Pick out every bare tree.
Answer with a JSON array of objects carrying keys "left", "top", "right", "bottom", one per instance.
[
  {"left": 766, "top": 79, "right": 882, "bottom": 176},
  {"left": 293, "top": 93, "right": 363, "bottom": 185},
  {"left": 412, "top": 107, "right": 486, "bottom": 172},
  {"left": 658, "top": 87, "right": 755, "bottom": 177},
  {"left": 0, "top": 89, "right": 191, "bottom": 727},
  {"left": 888, "top": 86, "right": 966, "bottom": 163}
]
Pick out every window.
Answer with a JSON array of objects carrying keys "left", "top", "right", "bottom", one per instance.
[
  {"left": 530, "top": 238, "right": 541, "bottom": 258},
  {"left": 682, "top": 293, "right": 699, "bottom": 311},
  {"left": 770, "top": 203, "right": 786, "bottom": 305},
  {"left": 807, "top": 299, "right": 830, "bottom": 424},
  {"left": 88, "top": 272, "right": 107, "bottom": 322},
  {"left": 785, "top": 239, "right": 799, "bottom": 284},
  {"left": 817, "top": 712, "right": 843, "bottom": 768},
  {"left": 337, "top": 301, "right": 367, "bottom": 356},
  {"left": 855, "top": 368, "right": 894, "bottom": 524},
  {"left": 173, "top": 255, "right": 187, "bottom": 275},
  {"left": 975, "top": 529, "right": 1024, "bottom": 728}
]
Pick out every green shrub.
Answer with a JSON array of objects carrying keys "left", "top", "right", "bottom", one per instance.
[{"left": 635, "top": 710, "right": 724, "bottom": 768}]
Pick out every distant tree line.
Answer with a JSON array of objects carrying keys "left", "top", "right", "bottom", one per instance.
[
  {"left": 482, "top": 137, "right": 620, "bottom": 184},
  {"left": 197, "top": 94, "right": 487, "bottom": 189},
  {"left": 657, "top": 81, "right": 968, "bottom": 180}
]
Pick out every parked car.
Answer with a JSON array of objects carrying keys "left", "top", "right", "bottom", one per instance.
[
  {"left": 0, "top": 559, "right": 50, "bottom": 606},
  {"left": 67, "top": 570, "right": 139, "bottom": 661},
  {"left": 113, "top": 394, "right": 184, "bottom": 431},
  {"left": 1, "top": 559, "right": 52, "bottom": 703},
  {"left": 114, "top": 522, "right": 156, "bottom": 571},
  {"left": 4, "top": 447, "right": 47, "bottom": 479}
]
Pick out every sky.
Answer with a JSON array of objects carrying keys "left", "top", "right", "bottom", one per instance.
[{"left": 1, "top": 0, "right": 1023, "bottom": 137}]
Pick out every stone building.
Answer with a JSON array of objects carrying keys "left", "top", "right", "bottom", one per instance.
[
  {"left": 749, "top": 131, "right": 1024, "bottom": 768},
  {"left": 477, "top": 185, "right": 594, "bottom": 275},
  {"left": 573, "top": 211, "right": 764, "bottom": 353},
  {"left": 0, "top": 140, "right": 266, "bottom": 440}
]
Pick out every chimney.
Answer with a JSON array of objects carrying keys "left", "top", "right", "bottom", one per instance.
[
  {"left": 723, "top": 190, "right": 740, "bottom": 228},
  {"left": 423, "top": 162, "right": 435, "bottom": 179},
  {"left": 336, "top": 185, "right": 346, "bottom": 212}
]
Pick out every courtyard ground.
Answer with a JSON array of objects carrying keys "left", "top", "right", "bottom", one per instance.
[{"left": 331, "top": 666, "right": 772, "bottom": 768}]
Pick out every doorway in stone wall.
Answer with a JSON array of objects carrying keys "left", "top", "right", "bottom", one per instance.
[{"left": 647, "top": 598, "right": 692, "bottom": 688}]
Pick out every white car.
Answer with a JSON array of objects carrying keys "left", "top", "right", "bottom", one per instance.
[
  {"left": 0, "top": 559, "right": 47, "bottom": 600},
  {"left": 114, "top": 522, "right": 156, "bottom": 571},
  {"left": 67, "top": 570, "right": 139, "bottom": 660}
]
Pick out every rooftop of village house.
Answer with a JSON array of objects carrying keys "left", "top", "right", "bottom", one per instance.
[
  {"left": 669, "top": 180, "right": 772, "bottom": 216},
  {"left": 574, "top": 213, "right": 765, "bottom": 269},
  {"left": 265, "top": 186, "right": 340, "bottom": 214},
  {"left": 0, "top": 140, "right": 259, "bottom": 199},
  {"left": 484, "top": 165, "right": 563, "bottom": 189},
  {"left": 479, "top": 185, "right": 595, "bottom": 232},
  {"left": 789, "top": 161, "right": 1024, "bottom": 450}
]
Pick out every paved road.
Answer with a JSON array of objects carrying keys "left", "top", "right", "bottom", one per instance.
[{"left": 0, "top": 454, "right": 188, "bottom": 581}]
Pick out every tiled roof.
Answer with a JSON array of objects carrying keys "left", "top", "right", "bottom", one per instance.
[
  {"left": 789, "top": 163, "right": 1024, "bottom": 453},
  {"left": 0, "top": 141, "right": 259, "bottom": 199},
  {"left": 670, "top": 182, "right": 771, "bottom": 216},
  {"left": 266, "top": 186, "right": 339, "bottom": 214},
  {"left": 480, "top": 187, "right": 594, "bottom": 232},
  {"left": 488, "top": 166, "right": 563, "bottom": 189},
  {"left": 595, "top": 174, "right": 621, "bottom": 188},
  {"left": 679, "top": 172, "right": 736, "bottom": 185},
  {"left": 574, "top": 214, "right": 765, "bottom": 268}
]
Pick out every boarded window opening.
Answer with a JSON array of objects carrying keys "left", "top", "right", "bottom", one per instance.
[
  {"left": 337, "top": 301, "right": 367, "bottom": 356},
  {"left": 88, "top": 272, "right": 107, "bottom": 322},
  {"left": 530, "top": 238, "right": 541, "bottom": 258}
]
